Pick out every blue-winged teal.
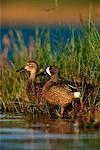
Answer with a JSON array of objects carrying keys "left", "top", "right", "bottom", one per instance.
[
  {"left": 42, "top": 66, "right": 81, "bottom": 116},
  {"left": 43, "top": 66, "right": 98, "bottom": 114},
  {"left": 17, "top": 61, "right": 43, "bottom": 104}
]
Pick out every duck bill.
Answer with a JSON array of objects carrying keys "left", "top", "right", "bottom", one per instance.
[{"left": 16, "top": 66, "right": 26, "bottom": 72}]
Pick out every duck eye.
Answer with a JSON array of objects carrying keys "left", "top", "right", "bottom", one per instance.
[{"left": 28, "top": 63, "right": 32, "bottom": 66}]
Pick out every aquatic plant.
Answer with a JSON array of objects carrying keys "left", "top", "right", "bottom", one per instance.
[{"left": 0, "top": 17, "right": 99, "bottom": 121}]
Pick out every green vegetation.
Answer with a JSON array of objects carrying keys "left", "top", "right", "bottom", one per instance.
[{"left": 0, "top": 19, "right": 99, "bottom": 123}]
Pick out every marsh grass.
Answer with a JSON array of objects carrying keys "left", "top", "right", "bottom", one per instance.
[{"left": 0, "top": 19, "right": 99, "bottom": 121}]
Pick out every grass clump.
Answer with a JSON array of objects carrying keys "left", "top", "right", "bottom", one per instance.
[{"left": 0, "top": 21, "right": 99, "bottom": 121}]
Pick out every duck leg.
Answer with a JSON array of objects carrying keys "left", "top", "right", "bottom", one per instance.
[
  {"left": 80, "top": 97, "right": 83, "bottom": 110},
  {"left": 61, "top": 107, "right": 64, "bottom": 117}
]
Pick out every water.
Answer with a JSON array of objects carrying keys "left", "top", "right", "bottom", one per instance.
[
  {"left": 0, "top": 25, "right": 84, "bottom": 52},
  {"left": 0, "top": 114, "right": 100, "bottom": 150}
]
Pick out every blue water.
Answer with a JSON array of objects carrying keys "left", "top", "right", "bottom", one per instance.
[
  {"left": 0, "top": 114, "right": 100, "bottom": 150},
  {"left": 0, "top": 25, "right": 84, "bottom": 53}
]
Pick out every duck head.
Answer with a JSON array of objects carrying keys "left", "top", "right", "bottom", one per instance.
[
  {"left": 46, "top": 66, "right": 59, "bottom": 76},
  {"left": 16, "top": 61, "right": 39, "bottom": 80},
  {"left": 24, "top": 61, "right": 38, "bottom": 74},
  {"left": 45, "top": 66, "right": 60, "bottom": 82}
]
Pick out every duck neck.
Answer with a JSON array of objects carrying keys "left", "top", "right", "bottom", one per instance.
[
  {"left": 50, "top": 74, "right": 59, "bottom": 82},
  {"left": 26, "top": 72, "right": 36, "bottom": 100},
  {"left": 29, "top": 71, "right": 36, "bottom": 81},
  {"left": 43, "top": 74, "right": 59, "bottom": 94}
]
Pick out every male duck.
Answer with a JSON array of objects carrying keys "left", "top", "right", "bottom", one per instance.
[{"left": 42, "top": 66, "right": 81, "bottom": 116}]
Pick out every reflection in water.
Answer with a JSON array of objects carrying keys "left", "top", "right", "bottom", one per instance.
[{"left": 0, "top": 114, "right": 100, "bottom": 150}]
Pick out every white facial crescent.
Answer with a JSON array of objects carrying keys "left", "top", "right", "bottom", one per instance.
[{"left": 46, "top": 66, "right": 51, "bottom": 76}]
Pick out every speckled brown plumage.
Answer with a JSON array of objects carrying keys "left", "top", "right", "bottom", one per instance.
[
  {"left": 17, "top": 61, "right": 44, "bottom": 104},
  {"left": 25, "top": 79, "right": 44, "bottom": 104},
  {"left": 42, "top": 66, "right": 81, "bottom": 116},
  {"left": 43, "top": 81, "right": 74, "bottom": 106},
  {"left": 25, "top": 79, "right": 36, "bottom": 101}
]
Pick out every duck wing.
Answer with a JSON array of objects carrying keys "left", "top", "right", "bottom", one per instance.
[
  {"left": 43, "top": 82, "right": 74, "bottom": 106},
  {"left": 59, "top": 79, "right": 80, "bottom": 92}
]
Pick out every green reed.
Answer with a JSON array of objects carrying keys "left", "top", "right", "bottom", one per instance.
[{"left": 0, "top": 20, "right": 99, "bottom": 120}]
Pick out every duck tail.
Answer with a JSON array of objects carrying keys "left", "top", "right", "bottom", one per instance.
[{"left": 74, "top": 92, "right": 81, "bottom": 98}]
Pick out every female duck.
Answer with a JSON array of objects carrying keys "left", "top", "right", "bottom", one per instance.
[{"left": 17, "top": 61, "right": 43, "bottom": 104}]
